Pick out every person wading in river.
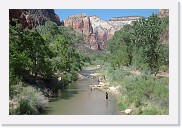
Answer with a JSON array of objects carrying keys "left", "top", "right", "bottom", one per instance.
[
  {"left": 97, "top": 78, "right": 100, "bottom": 85},
  {"left": 106, "top": 92, "right": 108, "bottom": 100}
]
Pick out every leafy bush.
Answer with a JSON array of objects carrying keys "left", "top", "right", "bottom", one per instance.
[
  {"left": 18, "top": 97, "right": 38, "bottom": 114},
  {"left": 119, "top": 75, "right": 168, "bottom": 114},
  {"left": 159, "top": 65, "right": 168, "bottom": 72},
  {"left": 10, "top": 83, "right": 48, "bottom": 115},
  {"left": 101, "top": 63, "right": 168, "bottom": 114}
]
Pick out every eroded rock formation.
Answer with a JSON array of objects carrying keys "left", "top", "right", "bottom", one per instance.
[
  {"left": 158, "top": 9, "right": 169, "bottom": 44},
  {"left": 63, "top": 14, "right": 142, "bottom": 50},
  {"left": 9, "top": 9, "right": 61, "bottom": 29},
  {"left": 10, "top": 9, "right": 168, "bottom": 50},
  {"left": 158, "top": 9, "right": 169, "bottom": 18}
]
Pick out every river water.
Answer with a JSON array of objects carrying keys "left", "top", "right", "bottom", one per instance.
[{"left": 44, "top": 68, "right": 121, "bottom": 115}]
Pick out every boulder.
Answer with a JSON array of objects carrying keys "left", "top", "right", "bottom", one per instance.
[{"left": 124, "top": 108, "right": 132, "bottom": 114}]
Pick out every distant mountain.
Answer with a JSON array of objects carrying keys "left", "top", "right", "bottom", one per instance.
[
  {"left": 63, "top": 14, "right": 142, "bottom": 50},
  {"left": 9, "top": 9, "right": 168, "bottom": 50}
]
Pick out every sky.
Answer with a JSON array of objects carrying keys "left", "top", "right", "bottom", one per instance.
[{"left": 55, "top": 9, "right": 159, "bottom": 21}]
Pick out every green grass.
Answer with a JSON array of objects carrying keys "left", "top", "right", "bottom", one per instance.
[
  {"left": 100, "top": 63, "right": 169, "bottom": 115},
  {"left": 83, "top": 58, "right": 169, "bottom": 115}
]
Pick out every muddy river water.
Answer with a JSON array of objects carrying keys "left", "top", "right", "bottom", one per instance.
[{"left": 44, "top": 68, "right": 121, "bottom": 115}]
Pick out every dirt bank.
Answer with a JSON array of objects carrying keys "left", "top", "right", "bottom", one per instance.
[{"left": 81, "top": 66, "right": 120, "bottom": 96}]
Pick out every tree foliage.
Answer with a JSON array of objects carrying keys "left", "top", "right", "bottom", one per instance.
[
  {"left": 105, "top": 14, "right": 169, "bottom": 74},
  {"left": 10, "top": 20, "right": 89, "bottom": 103}
]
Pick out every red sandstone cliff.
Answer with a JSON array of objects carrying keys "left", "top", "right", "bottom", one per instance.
[
  {"left": 9, "top": 9, "right": 61, "bottom": 29},
  {"left": 10, "top": 9, "right": 168, "bottom": 50},
  {"left": 64, "top": 14, "right": 142, "bottom": 50},
  {"left": 63, "top": 14, "right": 96, "bottom": 49}
]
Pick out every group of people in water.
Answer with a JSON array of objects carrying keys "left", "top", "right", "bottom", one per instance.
[{"left": 90, "top": 75, "right": 108, "bottom": 100}]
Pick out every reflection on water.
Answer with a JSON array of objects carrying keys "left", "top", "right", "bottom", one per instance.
[{"left": 44, "top": 69, "right": 121, "bottom": 115}]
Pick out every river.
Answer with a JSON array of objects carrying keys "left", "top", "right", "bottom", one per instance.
[{"left": 44, "top": 68, "right": 121, "bottom": 115}]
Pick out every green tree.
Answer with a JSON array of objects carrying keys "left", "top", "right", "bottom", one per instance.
[
  {"left": 105, "top": 13, "right": 168, "bottom": 74},
  {"left": 106, "top": 25, "right": 135, "bottom": 68},
  {"left": 132, "top": 14, "right": 162, "bottom": 74},
  {"left": 37, "top": 21, "right": 88, "bottom": 84}
]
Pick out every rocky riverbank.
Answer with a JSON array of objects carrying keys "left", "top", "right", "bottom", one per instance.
[
  {"left": 80, "top": 65, "right": 135, "bottom": 115},
  {"left": 82, "top": 66, "right": 120, "bottom": 95}
]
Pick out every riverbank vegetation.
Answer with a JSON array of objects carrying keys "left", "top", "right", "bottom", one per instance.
[
  {"left": 9, "top": 13, "right": 169, "bottom": 115},
  {"left": 89, "top": 14, "right": 169, "bottom": 114},
  {"left": 9, "top": 20, "right": 89, "bottom": 114}
]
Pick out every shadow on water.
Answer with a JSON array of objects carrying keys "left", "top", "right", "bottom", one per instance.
[
  {"left": 61, "top": 90, "right": 78, "bottom": 99},
  {"left": 51, "top": 84, "right": 79, "bottom": 101}
]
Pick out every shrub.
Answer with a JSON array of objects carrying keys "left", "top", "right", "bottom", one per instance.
[
  {"left": 9, "top": 83, "right": 48, "bottom": 115},
  {"left": 159, "top": 65, "right": 168, "bottom": 72},
  {"left": 18, "top": 97, "right": 38, "bottom": 114},
  {"left": 102, "top": 64, "right": 168, "bottom": 114}
]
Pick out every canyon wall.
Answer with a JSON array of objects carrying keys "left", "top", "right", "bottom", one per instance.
[
  {"left": 63, "top": 14, "right": 142, "bottom": 50},
  {"left": 9, "top": 9, "right": 61, "bottom": 29},
  {"left": 9, "top": 9, "right": 168, "bottom": 50}
]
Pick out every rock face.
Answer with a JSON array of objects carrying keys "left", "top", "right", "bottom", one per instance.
[
  {"left": 63, "top": 14, "right": 95, "bottom": 49},
  {"left": 158, "top": 9, "right": 169, "bottom": 44},
  {"left": 158, "top": 9, "right": 169, "bottom": 18},
  {"left": 89, "top": 16, "right": 116, "bottom": 50},
  {"left": 10, "top": 10, "right": 168, "bottom": 50},
  {"left": 108, "top": 16, "right": 142, "bottom": 30},
  {"left": 63, "top": 14, "right": 142, "bottom": 50},
  {"left": 9, "top": 9, "right": 61, "bottom": 29}
]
